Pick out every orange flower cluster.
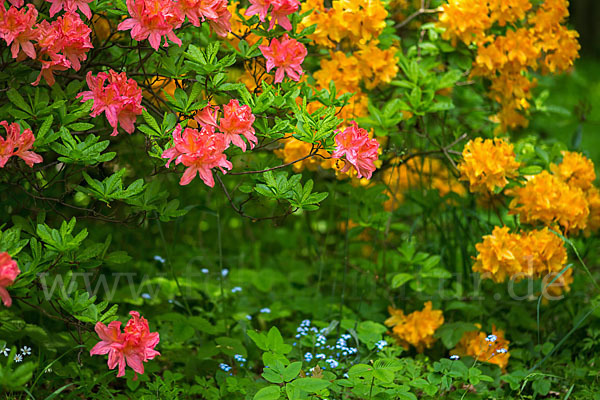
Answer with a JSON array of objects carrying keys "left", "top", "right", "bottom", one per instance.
[
  {"left": 300, "top": 0, "right": 399, "bottom": 120},
  {"left": 473, "top": 226, "right": 568, "bottom": 287},
  {"left": 509, "top": 170, "right": 589, "bottom": 233},
  {"left": 458, "top": 137, "right": 520, "bottom": 193},
  {"left": 509, "top": 151, "right": 599, "bottom": 235},
  {"left": 550, "top": 150, "right": 596, "bottom": 191},
  {"left": 385, "top": 301, "right": 444, "bottom": 352},
  {"left": 382, "top": 155, "right": 466, "bottom": 211},
  {"left": 438, "top": 0, "right": 580, "bottom": 132},
  {"left": 299, "top": 0, "right": 387, "bottom": 48},
  {"left": 470, "top": 151, "right": 598, "bottom": 296},
  {"left": 451, "top": 324, "right": 510, "bottom": 370}
]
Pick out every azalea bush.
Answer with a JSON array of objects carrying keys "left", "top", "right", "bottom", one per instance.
[{"left": 1, "top": 0, "right": 600, "bottom": 398}]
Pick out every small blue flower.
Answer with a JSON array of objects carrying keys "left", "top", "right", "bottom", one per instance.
[
  {"left": 260, "top": 308, "right": 271, "bottom": 314},
  {"left": 497, "top": 348, "right": 507, "bottom": 354},
  {"left": 315, "top": 353, "right": 326, "bottom": 360},
  {"left": 485, "top": 334, "right": 497, "bottom": 343},
  {"left": 222, "top": 269, "right": 229, "bottom": 277},
  {"left": 301, "top": 319, "right": 311, "bottom": 327},
  {"left": 141, "top": 293, "right": 151, "bottom": 300},
  {"left": 341, "top": 334, "right": 351, "bottom": 340},
  {"left": 310, "top": 327, "right": 318, "bottom": 333},
  {"left": 153, "top": 255, "right": 166, "bottom": 263},
  {"left": 450, "top": 355, "right": 460, "bottom": 360},
  {"left": 304, "top": 352, "right": 313, "bottom": 362},
  {"left": 201, "top": 268, "right": 209, "bottom": 274},
  {"left": 246, "top": 315, "right": 252, "bottom": 320},
  {"left": 231, "top": 286, "right": 242, "bottom": 293},
  {"left": 326, "top": 359, "right": 339, "bottom": 369},
  {"left": 316, "top": 334, "right": 327, "bottom": 346},
  {"left": 219, "top": 363, "right": 232, "bottom": 372},
  {"left": 234, "top": 354, "right": 247, "bottom": 363},
  {"left": 375, "top": 340, "right": 388, "bottom": 350}
]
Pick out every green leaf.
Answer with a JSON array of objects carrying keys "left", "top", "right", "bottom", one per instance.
[
  {"left": 434, "top": 322, "right": 478, "bottom": 348},
  {"left": 67, "top": 123, "right": 94, "bottom": 131},
  {"left": 532, "top": 379, "right": 551, "bottom": 396},
  {"left": 519, "top": 165, "right": 543, "bottom": 175},
  {"left": 7, "top": 88, "right": 32, "bottom": 114},
  {"left": 145, "top": 109, "right": 162, "bottom": 131},
  {"left": 392, "top": 273, "right": 413, "bottom": 288},
  {"left": 262, "top": 367, "right": 284, "bottom": 384},
  {"left": 292, "top": 378, "right": 331, "bottom": 392},
  {"left": 253, "top": 385, "right": 281, "bottom": 400},
  {"left": 282, "top": 362, "right": 302, "bottom": 382}
]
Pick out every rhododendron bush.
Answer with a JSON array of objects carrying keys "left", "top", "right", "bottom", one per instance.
[{"left": 1, "top": 0, "right": 600, "bottom": 397}]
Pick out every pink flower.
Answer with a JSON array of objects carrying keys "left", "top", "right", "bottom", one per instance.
[
  {"left": 177, "top": 0, "right": 219, "bottom": 26},
  {"left": 33, "top": 12, "right": 92, "bottom": 85},
  {"left": 54, "top": 12, "right": 93, "bottom": 71},
  {"left": 259, "top": 34, "right": 307, "bottom": 83},
  {"left": 77, "top": 70, "right": 144, "bottom": 136},
  {"left": 206, "top": 0, "right": 231, "bottom": 37},
  {"left": 194, "top": 104, "right": 219, "bottom": 129},
  {"left": 246, "top": 0, "right": 298, "bottom": 30},
  {"left": 90, "top": 311, "right": 160, "bottom": 379},
  {"left": 118, "top": 0, "right": 184, "bottom": 51},
  {"left": 331, "top": 122, "right": 379, "bottom": 179},
  {"left": 7, "top": 0, "right": 24, "bottom": 8},
  {"left": 0, "top": 253, "right": 20, "bottom": 307},
  {"left": 0, "top": 4, "right": 39, "bottom": 59},
  {"left": 33, "top": 53, "right": 71, "bottom": 86},
  {"left": 46, "top": 0, "right": 94, "bottom": 19},
  {"left": 0, "top": 121, "right": 43, "bottom": 168},
  {"left": 219, "top": 99, "right": 257, "bottom": 152},
  {"left": 269, "top": 0, "right": 298, "bottom": 30},
  {"left": 246, "top": 0, "right": 271, "bottom": 22},
  {"left": 162, "top": 124, "right": 232, "bottom": 187}
]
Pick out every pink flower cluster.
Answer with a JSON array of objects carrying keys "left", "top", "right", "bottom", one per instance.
[
  {"left": 77, "top": 70, "right": 144, "bottom": 136},
  {"left": 331, "top": 122, "right": 379, "bottom": 179},
  {"left": 90, "top": 311, "right": 160, "bottom": 379},
  {"left": 1, "top": 3, "right": 94, "bottom": 86},
  {"left": 246, "top": 0, "right": 299, "bottom": 31},
  {"left": 259, "top": 34, "right": 307, "bottom": 83},
  {"left": 177, "top": 0, "right": 231, "bottom": 36},
  {"left": 0, "top": 253, "right": 20, "bottom": 307},
  {"left": 0, "top": 4, "right": 39, "bottom": 59},
  {"left": 0, "top": 121, "right": 43, "bottom": 168},
  {"left": 162, "top": 99, "right": 256, "bottom": 186},
  {"left": 47, "top": 0, "right": 94, "bottom": 19},
  {"left": 118, "top": 0, "right": 231, "bottom": 51},
  {"left": 36, "top": 12, "right": 93, "bottom": 82}
]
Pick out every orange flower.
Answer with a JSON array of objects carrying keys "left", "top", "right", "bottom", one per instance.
[
  {"left": 385, "top": 301, "right": 444, "bottom": 352},
  {"left": 458, "top": 137, "right": 520, "bottom": 193},
  {"left": 509, "top": 170, "right": 589, "bottom": 234},
  {"left": 585, "top": 187, "right": 600, "bottom": 235},
  {"left": 451, "top": 325, "right": 510, "bottom": 370},
  {"left": 550, "top": 151, "right": 596, "bottom": 191},
  {"left": 472, "top": 226, "right": 523, "bottom": 283}
]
